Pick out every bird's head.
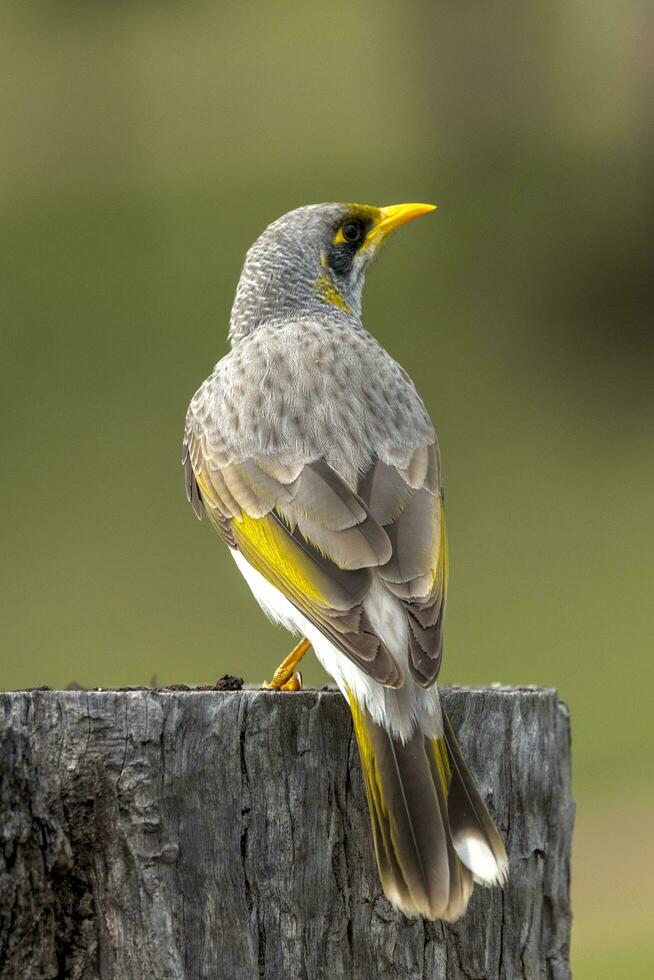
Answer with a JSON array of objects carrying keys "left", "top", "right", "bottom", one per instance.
[{"left": 229, "top": 202, "right": 436, "bottom": 343}]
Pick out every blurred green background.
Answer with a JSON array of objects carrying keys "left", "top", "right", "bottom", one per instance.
[{"left": 2, "top": 2, "right": 652, "bottom": 976}]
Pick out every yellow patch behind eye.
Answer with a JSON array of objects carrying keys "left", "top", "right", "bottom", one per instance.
[{"left": 314, "top": 275, "right": 353, "bottom": 314}]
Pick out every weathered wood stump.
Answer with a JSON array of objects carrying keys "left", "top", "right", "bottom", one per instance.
[{"left": 0, "top": 686, "right": 572, "bottom": 980}]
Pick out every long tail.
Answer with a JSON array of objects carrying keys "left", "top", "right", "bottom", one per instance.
[{"left": 349, "top": 695, "right": 508, "bottom": 921}]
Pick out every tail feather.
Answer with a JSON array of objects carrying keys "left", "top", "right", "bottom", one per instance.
[
  {"left": 425, "top": 737, "right": 474, "bottom": 921},
  {"left": 349, "top": 693, "right": 507, "bottom": 921},
  {"left": 367, "top": 722, "right": 450, "bottom": 918},
  {"left": 442, "top": 710, "right": 509, "bottom": 886}
]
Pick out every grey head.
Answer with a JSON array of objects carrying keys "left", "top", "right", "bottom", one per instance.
[{"left": 228, "top": 202, "right": 436, "bottom": 344}]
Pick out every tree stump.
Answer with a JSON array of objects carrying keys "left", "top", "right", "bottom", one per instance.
[{"left": 0, "top": 686, "right": 573, "bottom": 980}]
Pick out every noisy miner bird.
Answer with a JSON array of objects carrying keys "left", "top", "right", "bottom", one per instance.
[{"left": 183, "top": 202, "right": 508, "bottom": 920}]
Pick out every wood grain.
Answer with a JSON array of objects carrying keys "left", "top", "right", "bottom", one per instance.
[{"left": 0, "top": 686, "right": 573, "bottom": 979}]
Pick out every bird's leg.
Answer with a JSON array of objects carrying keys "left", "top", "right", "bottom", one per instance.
[{"left": 265, "top": 637, "right": 311, "bottom": 692}]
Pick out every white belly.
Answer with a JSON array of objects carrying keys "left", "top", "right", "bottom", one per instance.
[{"left": 230, "top": 548, "right": 442, "bottom": 742}]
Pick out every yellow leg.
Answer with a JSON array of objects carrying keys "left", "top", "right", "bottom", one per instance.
[{"left": 265, "top": 637, "right": 311, "bottom": 692}]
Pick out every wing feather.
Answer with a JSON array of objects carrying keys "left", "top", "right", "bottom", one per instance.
[
  {"left": 184, "top": 424, "right": 402, "bottom": 687},
  {"left": 184, "top": 394, "right": 446, "bottom": 689},
  {"left": 360, "top": 444, "right": 448, "bottom": 687}
]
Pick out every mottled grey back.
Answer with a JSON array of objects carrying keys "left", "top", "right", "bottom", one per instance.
[{"left": 186, "top": 318, "right": 435, "bottom": 490}]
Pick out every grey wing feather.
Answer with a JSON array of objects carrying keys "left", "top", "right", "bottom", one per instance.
[
  {"left": 360, "top": 443, "right": 447, "bottom": 687},
  {"left": 182, "top": 441, "right": 204, "bottom": 520},
  {"left": 183, "top": 324, "right": 442, "bottom": 688},
  {"left": 183, "top": 406, "right": 401, "bottom": 687}
]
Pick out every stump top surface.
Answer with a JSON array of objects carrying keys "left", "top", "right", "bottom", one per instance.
[{"left": 4, "top": 683, "right": 563, "bottom": 702}]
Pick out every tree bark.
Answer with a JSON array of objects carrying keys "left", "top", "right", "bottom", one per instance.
[{"left": 0, "top": 686, "right": 573, "bottom": 980}]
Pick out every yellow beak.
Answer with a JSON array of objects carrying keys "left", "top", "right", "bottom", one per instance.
[{"left": 366, "top": 202, "right": 437, "bottom": 246}]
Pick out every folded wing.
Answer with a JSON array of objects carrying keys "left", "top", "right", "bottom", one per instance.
[
  {"left": 183, "top": 432, "right": 402, "bottom": 687},
  {"left": 184, "top": 398, "right": 446, "bottom": 690},
  {"left": 358, "top": 443, "right": 448, "bottom": 687}
]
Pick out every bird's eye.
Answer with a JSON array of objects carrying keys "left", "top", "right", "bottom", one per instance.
[{"left": 341, "top": 221, "right": 362, "bottom": 243}]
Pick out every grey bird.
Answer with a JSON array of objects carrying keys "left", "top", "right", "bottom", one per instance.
[{"left": 183, "top": 202, "right": 508, "bottom": 920}]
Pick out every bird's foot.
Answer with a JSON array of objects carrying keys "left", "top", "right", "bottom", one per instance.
[{"left": 264, "top": 637, "right": 310, "bottom": 691}]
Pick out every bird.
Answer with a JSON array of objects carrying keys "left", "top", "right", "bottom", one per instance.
[{"left": 182, "top": 202, "right": 508, "bottom": 920}]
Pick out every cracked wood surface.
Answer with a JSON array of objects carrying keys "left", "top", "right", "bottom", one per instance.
[{"left": 0, "top": 686, "right": 573, "bottom": 980}]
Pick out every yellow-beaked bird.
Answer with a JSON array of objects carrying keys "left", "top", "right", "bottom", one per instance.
[{"left": 183, "top": 203, "right": 508, "bottom": 919}]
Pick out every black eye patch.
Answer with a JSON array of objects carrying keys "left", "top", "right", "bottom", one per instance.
[
  {"left": 328, "top": 243, "right": 356, "bottom": 276},
  {"left": 328, "top": 218, "right": 370, "bottom": 276}
]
